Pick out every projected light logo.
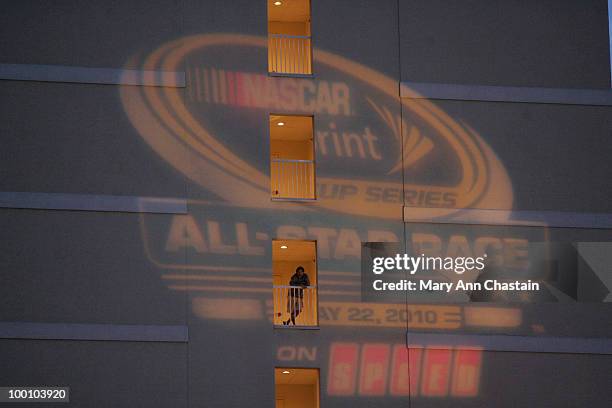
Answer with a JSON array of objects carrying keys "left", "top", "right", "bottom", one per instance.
[
  {"left": 328, "top": 343, "right": 482, "bottom": 398},
  {"left": 120, "top": 33, "right": 513, "bottom": 220},
  {"left": 121, "top": 34, "right": 525, "bottom": 329}
]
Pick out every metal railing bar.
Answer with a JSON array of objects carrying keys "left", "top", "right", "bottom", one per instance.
[
  {"left": 271, "top": 159, "right": 314, "bottom": 163},
  {"left": 269, "top": 34, "right": 312, "bottom": 39}
]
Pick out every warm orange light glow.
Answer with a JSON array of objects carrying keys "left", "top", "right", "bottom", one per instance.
[
  {"left": 120, "top": 34, "right": 513, "bottom": 220},
  {"left": 280, "top": 245, "right": 288, "bottom": 249},
  {"left": 274, "top": 1, "right": 282, "bottom": 5},
  {"left": 328, "top": 342, "right": 483, "bottom": 398},
  {"left": 463, "top": 306, "right": 522, "bottom": 328},
  {"left": 277, "top": 122, "right": 285, "bottom": 126}
]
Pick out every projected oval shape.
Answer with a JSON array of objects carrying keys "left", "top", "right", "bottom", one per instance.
[{"left": 120, "top": 34, "right": 512, "bottom": 220}]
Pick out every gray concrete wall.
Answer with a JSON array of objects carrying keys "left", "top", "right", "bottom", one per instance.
[{"left": 1, "top": 1, "right": 611, "bottom": 407}]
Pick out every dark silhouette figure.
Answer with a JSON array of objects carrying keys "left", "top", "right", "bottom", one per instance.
[{"left": 283, "top": 266, "right": 310, "bottom": 325}]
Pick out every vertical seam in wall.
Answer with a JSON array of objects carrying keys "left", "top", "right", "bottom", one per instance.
[
  {"left": 396, "top": 1, "right": 412, "bottom": 407},
  {"left": 178, "top": 1, "right": 190, "bottom": 407}
]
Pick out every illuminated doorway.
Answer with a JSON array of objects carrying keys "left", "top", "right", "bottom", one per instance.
[
  {"left": 268, "top": 0, "right": 312, "bottom": 75},
  {"left": 275, "top": 368, "right": 320, "bottom": 408},
  {"left": 270, "top": 115, "right": 316, "bottom": 200},
  {"left": 272, "top": 239, "right": 318, "bottom": 327}
]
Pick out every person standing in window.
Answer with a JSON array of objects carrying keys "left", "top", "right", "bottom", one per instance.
[{"left": 283, "top": 266, "right": 310, "bottom": 325}]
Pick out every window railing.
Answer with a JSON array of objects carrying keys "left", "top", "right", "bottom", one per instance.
[
  {"left": 271, "top": 158, "right": 315, "bottom": 200},
  {"left": 268, "top": 34, "right": 312, "bottom": 75},
  {"left": 273, "top": 285, "right": 317, "bottom": 327}
]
